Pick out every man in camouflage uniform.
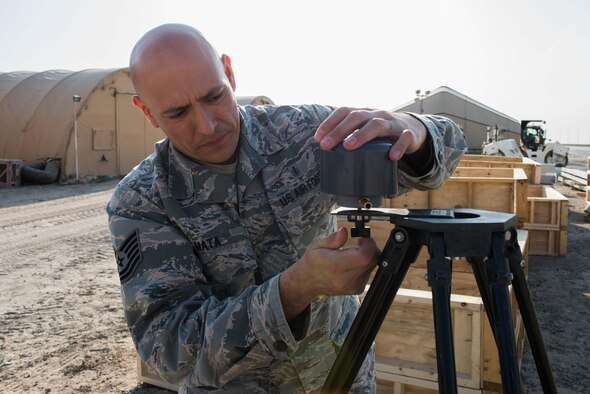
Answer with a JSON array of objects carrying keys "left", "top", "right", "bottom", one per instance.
[{"left": 107, "top": 24, "right": 467, "bottom": 393}]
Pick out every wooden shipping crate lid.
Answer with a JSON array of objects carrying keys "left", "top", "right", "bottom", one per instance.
[
  {"left": 450, "top": 167, "right": 528, "bottom": 181},
  {"left": 459, "top": 158, "right": 541, "bottom": 184},
  {"left": 461, "top": 154, "right": 525, "bottom": 163}
]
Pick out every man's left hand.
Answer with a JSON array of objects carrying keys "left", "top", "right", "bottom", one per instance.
[{"left": 314, "top": 108, "right": 428, "bottom": 161}]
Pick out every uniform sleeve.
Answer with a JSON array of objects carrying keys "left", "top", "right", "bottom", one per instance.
[
  {"left": 107, "top": 185, "right": 297, "bottom": 388},
  {"left": 397, "top": 113, "right": 467, "bottom": 193}
]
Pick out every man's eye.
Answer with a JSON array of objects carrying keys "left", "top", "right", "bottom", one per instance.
[
  {"left": 206, "top": 90, "right": 224, "bottom": 103},
  {"left": 168, "top": 108, "right": 187, "bottom": 119}
]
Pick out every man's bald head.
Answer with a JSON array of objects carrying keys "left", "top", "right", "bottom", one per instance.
[
  {"left": 129, "top": 23, "right": 221, "bottom": 95},
  {"left": 127, "top": 24, "right": 240, "bottom": 164}
]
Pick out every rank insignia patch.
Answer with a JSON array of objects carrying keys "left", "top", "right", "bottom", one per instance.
[{"left": 115, "top": 230, "right": 142, "bottom": 283}]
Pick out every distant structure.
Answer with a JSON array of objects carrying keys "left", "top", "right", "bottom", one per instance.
[
  {"left": 236, "top": 95, "right": 274, "bottom": 106},
  {"left": 393, "top": 86, "right": 521, "bottom": 151},
  {"left": 0, "top": 68, "right": 272, "bottom": 181}
]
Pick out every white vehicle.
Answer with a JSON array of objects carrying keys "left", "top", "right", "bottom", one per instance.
[{"left": 482, "top": 120, "right": 569, "bottom": 167}]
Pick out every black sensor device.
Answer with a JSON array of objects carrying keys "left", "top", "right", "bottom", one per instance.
[{"left": 319, "top": 139, "right": 397, "bottom": 209}]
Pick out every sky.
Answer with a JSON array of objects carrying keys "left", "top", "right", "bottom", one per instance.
[{"left": 1, "top": 0, "right": 589, "bottom": 144}]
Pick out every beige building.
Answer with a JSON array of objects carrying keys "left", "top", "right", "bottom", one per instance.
[
  {"left": 393, "top": 86, "right": 521, "bottom": 151},
  {"left": 0, "top": 68, "right": 273, "bottom": 182}
]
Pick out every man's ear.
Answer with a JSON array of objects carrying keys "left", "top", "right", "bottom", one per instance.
[
  {"left": 221, "top": 54, "right": 236, "bottom": 91},
  {"left": 132, "top": 95, "right": 160, "bottom": 128}
]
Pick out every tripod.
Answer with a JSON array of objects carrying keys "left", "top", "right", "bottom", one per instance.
[{"left": 321, "top": 208, "right": 556, "bottom": 394}]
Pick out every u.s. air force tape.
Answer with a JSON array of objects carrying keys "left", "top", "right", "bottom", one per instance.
[{"left": 115, "top": 229, "right": 142, "bottom": 283}]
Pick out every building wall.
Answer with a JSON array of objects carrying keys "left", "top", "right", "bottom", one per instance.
[{"left": 396, "top": 89, "right": 521, "bottom": 151}]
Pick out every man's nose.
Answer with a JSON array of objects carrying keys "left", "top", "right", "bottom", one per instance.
[{"left": 192, "top": 108, "right": 217, "bottom": 136}]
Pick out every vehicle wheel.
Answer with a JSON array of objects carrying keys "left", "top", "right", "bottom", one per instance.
[
  {"left": 545, "top": 151, "right": 568, "bottom": 167},
  {"left": 544, "top": 151, "right": 554, "bottom": 164}
]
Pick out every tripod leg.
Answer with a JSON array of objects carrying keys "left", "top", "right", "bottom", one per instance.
[
  {"left": 322, "top": 227, "right": 421, "bottom": 394},
  {"left": 487, "top": 231, "right": 521, "bottom": 394},
  {"left": 467, "top": 257, "right": 496, "bottom": 339},
  {"left": 505, "top": 229, "right": 557, "bottom": 394},
  {"left": 427, "top": 233, "right": 457, "bottom": 394},
  {"left": 470, "top": 256, "right": 526, "bottom": 394}
]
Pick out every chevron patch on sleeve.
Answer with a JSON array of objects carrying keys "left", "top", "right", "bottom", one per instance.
[{"left": 115, "top": 230, "right": 142, "bottom": 283}]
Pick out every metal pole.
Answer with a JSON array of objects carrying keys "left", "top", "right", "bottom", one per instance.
[{"left": 73, "top": 95, "right": 81, "bottom": 183}]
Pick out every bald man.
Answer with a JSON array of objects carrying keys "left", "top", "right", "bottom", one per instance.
[{"left": 107, "top": 24, "right": 467, "bottom": 393}]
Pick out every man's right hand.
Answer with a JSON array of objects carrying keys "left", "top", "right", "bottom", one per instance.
[{"left": 279, "top": 228, "right": 380, "bottom": 321}]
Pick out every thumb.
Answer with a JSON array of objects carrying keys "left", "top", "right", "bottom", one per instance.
[{"left": 313, "top": 228, "right": 348, "bottom": 250}]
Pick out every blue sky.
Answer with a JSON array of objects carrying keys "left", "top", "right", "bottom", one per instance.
[{"left": 1, "top": 0, "right": 589, "bottom": 144}]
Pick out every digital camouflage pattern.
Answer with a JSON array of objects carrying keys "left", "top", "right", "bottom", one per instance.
[{"left": 107, "top": 104, "right": 467, "bottom": 393}]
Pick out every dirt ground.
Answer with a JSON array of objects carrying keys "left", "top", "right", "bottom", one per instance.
[{"left": 0, "top": 158, "right": 588, "bottom": 393}]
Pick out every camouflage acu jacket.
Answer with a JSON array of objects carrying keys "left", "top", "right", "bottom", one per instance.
[{"left": 107, "top": 104, "right": 466, "bottom": 393}]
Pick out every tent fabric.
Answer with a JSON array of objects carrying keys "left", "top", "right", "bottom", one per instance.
[
  {"left": 0, "top": 70, "right": 74, "bottom": 157},
  {"left": 18, "top": 69, "right": 121, "bottom": 161},
  {"left": 0, "top": 71, "right": 36, "bottom": 102},
  {"left": 236, "top": 95, "right": 275, "bottom": 105},
  {"left": 0, "top": 67, "right": 275, "bottom": 180},
  {"left": 0, "top": 68, "right": 121, "bottom": 164}
]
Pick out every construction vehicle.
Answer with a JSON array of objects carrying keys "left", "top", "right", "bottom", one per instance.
[{"left": 482, "top": 120, "right": 569, "bottom": 166}]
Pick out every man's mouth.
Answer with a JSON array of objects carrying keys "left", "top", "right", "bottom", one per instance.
[{"left": 200, "top": 131, "right": 228, "bottom": 148}]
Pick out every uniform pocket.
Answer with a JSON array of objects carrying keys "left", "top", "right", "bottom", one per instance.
[{"left": 197, "top": 226, "right": 259, "bottom": 297}]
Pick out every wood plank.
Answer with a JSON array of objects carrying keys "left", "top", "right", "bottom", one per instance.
[
  {"left": 461, "top": 154, "right": 524, "bottom": 163},
  {"left": 561, "top": 167, "right": 588, "bottom": 184},
  {"left": 376, "top": 371, "right": 483, "bottom": 393},
  {"left": 137, "top": 356, "right": 179, "bottom": 391},
  {"left": 458, "top": 158, "right": 541, "bottom": 184},
  {"left": 366, "top": 288, "right": 484, "bottom": 389}
]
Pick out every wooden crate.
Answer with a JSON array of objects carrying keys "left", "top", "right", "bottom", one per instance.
[
  {"left": 524, "top": 185, "right": 568, "bottom": 256},
  {"left": 364, "top": 288, "right": 525, "bottom": 393},
  {"left": 382, "top": 167, "right": 528, "bottom": 228},
  {"left": 459, "top": 155, "right": 541, "bottom": 185},
  {"left": 376, "top": 315, "right": 525, "bottom": 394},
  {"left": 369, "top": 288, "right": 485, "bottom": 390},
  {"left": 0, "top": 159, "right": 24, "bottom": 187},
  {"left": 137, "top": 356, "right": 179, "bottom": 391}
]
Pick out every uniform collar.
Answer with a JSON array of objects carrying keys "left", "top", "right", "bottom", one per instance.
[{"left": 160, "top": 110, "right": 268, "bottom": 203}]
